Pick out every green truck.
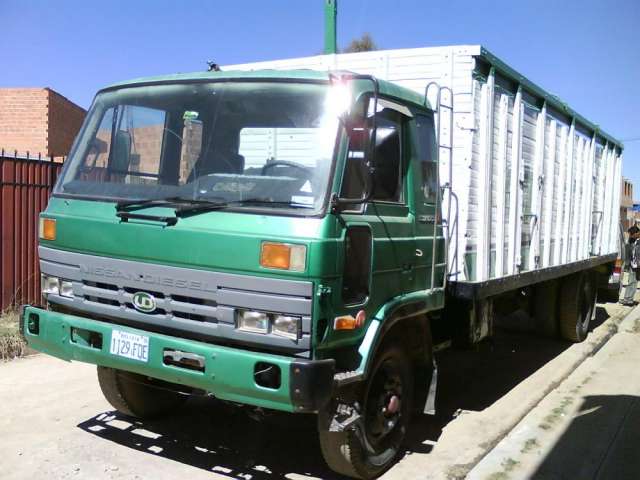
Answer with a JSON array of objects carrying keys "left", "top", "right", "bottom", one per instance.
[{"left": 22, "top": 46, "right": 623, "bottom": 479}]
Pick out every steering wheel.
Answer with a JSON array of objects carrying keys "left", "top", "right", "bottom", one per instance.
[{"left": 261, "top": 160, "right": 312, "bottom": 179}]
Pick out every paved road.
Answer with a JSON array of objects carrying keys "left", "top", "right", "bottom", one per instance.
[
  {"left": 0, "top": 301, "right": 630, "bottom": 480},
  {"left": 468, "top": 306, "right": 640, "bottom": 480}
]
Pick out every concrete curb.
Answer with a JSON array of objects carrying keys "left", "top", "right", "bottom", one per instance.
[
  {"left": 466, "top": 303, "right": 640, "bottom": 480},
  {"left": 411, "top": 304, "right": 635, "bottom": 480}
]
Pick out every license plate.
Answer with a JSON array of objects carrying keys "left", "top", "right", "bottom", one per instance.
[{"left": 109, "top": 329, "right": 149, "bottom": 363}]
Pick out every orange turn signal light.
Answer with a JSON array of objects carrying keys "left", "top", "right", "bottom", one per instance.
[
  {"left": 39, "top": 218, "right": 56, "bottom": 241},
  {"left": 260, "top": 242, "right": 306, "bottom": 271},
  {"left": 261, "top": 242, "right": 292, "bottom": 270},
  {"left": 334, "top": 310, "right": 366, "bottom": 330}
]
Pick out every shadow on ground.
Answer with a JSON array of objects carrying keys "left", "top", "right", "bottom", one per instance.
[
  {"left": 533, "top": 394, "right": 640, "bottom": 479},
  {"left": 77, "top": 305, "right": 615, "bottom": 479}
]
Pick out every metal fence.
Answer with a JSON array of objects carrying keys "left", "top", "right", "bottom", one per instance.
[{"left": 0, "top": 153, "right": 63, "bottom": 310}]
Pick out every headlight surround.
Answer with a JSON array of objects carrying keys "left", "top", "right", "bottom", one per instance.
[
  {"left": 260, "top": 242, "right": 306, "bottom": 272},
  {"left": 236, "top": 310, "right": 270, "bottom": 334},
  {"left": 272, "top": 315, "right": 301, "bottom": 340},
  {"left": 41, "top": 275, "right": 60, "bottom": 295},
  {"left": 38, "top": 217, "right": 56, "bottom": 241}
]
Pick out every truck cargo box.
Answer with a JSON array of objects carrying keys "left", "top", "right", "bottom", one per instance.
[{"left": 228, "top": 45, "right": 623, "bottom": 295}]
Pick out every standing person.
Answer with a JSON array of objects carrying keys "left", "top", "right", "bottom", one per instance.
[{"left": 621, "top": 225, "right": 640, "bottom": 306}]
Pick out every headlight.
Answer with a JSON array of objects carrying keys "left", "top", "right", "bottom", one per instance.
[
  {"left": 41, "top": 275, "right": 74, "bottom": 298},
  {"left": 41, "top": 275, "right": 60, "bottom": 295},
  {"left": 59, "top": 280, "right": 74, "bottom": 298},
  {"left": 272, "top": 315, "right": 301, "bottom": 340},
  {"left": 237, "top": 310, "right": 269, "bottom": 334}
]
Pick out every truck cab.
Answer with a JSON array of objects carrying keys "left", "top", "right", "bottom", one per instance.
[{"left": 23, "top": 70, "right": 444, "bottom": 478}]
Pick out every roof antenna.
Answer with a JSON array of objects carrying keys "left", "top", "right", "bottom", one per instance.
[{"left": 207, "top": 61, "right": 221, "bottom": 72}]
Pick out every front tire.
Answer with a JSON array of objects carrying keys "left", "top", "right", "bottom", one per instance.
[
  {"left": 97, "top": 366, "right": 188, "bottom": 419},
  {"left": 318, "top": 346, "right": 413, "bottom": 479}
]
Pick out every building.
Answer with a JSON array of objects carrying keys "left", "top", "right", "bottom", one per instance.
[
  {"left": 621, "top": 177, "right": 634, "bottom": 231},
  {"left": 0, "top": 87, "right": 86, "bottom": 159}
]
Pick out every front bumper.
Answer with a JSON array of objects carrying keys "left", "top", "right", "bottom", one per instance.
[{"left": 21, "top": 306, "right": 334, "bottom": 413}]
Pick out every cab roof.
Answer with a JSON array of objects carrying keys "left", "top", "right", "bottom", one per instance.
[{"left": 100, "top": 69, "right": 430, "bottom": 110}]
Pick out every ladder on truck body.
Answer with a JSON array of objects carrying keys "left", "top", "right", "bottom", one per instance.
[{"left": 425, "top": 82, "right": 459, "bottom": 290}]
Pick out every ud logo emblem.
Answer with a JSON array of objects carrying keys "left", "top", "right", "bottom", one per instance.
[{"left": 132, "top": 291, "right": 157, "bottom": 313}]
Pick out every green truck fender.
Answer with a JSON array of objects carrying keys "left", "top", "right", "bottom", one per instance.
[{"left": 345, "top": 289, "right": 443, "bottom": 413}]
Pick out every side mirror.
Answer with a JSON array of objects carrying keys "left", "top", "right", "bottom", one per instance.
[
  {"left": 331, "top": 112, "right": 378, "bottom": 211},
  {"left": 111, "top": 130, "right": 132, "bottom": 173}
]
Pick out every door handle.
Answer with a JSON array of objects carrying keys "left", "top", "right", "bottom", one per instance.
[{"left": 402, "top": 263, "right": 413, "bottom": 273}]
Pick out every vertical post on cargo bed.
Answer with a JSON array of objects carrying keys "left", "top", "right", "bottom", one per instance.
[
  {"left": 579, "top": 136, "right": 591, "bottom": 258},
  {"left": 494, "top": 94, "right": 508, "bottom": 277},
  {"left": 528, "top": 101, "right": 547, "bottom": 271},
  {"left": 542, "top": 119, "right": 556, "bottom": 267},
  {"left": 610, "top": 149, "right": 622, "bottom": 252},
  {"left": 324, "top": 0, "right": 337, "bottom": 55},
  {"left": 562, "top": 120, "right": 576, "bottom": 263},
  {"left": 477, "top": 68, "right": 495, "bottom": 281},
  {"left": 574, "top": 137, "right": 584, "bottom": 260},
  {"left": 584, "top": 134, "right": 597, "bottom": 256},
  {"left": 554, "top": 125, "right": 568, "bottom": 265},
  {"left": 593, "top": 141, "right": 605, "bottom": 255},
  {"left": 507, "top": 86, "right": 523, "bottom": 274}
]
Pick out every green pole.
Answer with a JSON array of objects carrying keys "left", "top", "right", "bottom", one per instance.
[{"left": 324, "top": 0, "right": 337, "bottom": 54}]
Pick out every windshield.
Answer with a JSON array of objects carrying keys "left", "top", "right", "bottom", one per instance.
[{"left": 55, "top": 81, "right": 342, "bottom": 213}]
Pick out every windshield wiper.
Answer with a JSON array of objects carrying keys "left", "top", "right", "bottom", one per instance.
[
  {"left": 175, "top": 198, "right": 313, "bottom": 217},
  {"left": 115, "top": 196, "right": 225, "bottom": 212},
  {"left": 116, "top": 197, "right": 230, "bottom": 225},
  {"left": 115, "top": 196, "right": 312, "bottom": 225},
  {"left": 174, "top": 200, "right": 231, "bottom": 217}
]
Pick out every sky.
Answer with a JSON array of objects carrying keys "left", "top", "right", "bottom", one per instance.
[{"left": 2, "top": 0, "right": 639, "bottom": 188}]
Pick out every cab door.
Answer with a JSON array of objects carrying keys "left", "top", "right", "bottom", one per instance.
[
  {"left": 338, "top": 100, "right": 416, "bottom": 310},
  {"left": 412, "top": 111, "right": 445, "bottom": 290}
]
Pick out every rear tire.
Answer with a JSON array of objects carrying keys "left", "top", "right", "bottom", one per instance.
[
  {"left": 318, "top": 346, "right": 413, "bottom": 479},
  {"left": 559, "top": 272, "right": 597, "bottom": 342},
  {"left": 97, "top": 366, "right": 188, "bottom": 419}
]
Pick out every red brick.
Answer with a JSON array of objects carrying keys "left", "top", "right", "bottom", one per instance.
[{"left": 0, "top": 88, "right": 86, "bottom": 158}]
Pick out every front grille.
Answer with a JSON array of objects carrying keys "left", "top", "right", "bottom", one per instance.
[{"left": 81, "top": 280, "right": 218, "bottom": 324}]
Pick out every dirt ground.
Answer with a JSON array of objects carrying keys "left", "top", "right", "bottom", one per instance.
[{"left": 0, "top": 301, "right": 630, "bottom": 480}]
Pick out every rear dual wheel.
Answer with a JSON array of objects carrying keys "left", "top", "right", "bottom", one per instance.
[
  {"left": 318, "top": 346, "right": 413, "bottom": 479},
  {"left": 559, "top": 272, "right": 597, "bottom": 342}
]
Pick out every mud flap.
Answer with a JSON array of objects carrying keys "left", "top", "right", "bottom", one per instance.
[{"left": 422, "top": 359, "right": 438, "bottom": 415}]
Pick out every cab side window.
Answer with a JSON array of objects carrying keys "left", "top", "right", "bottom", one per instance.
[
  {"left": 339, "top": 104, "right": 406, "bottom": 204},
  {"left": 371, "top": 112, "right": 403, "bottom": 202},
  {"left": 415, "top": 114, "right": 438, "bottom": 203}
]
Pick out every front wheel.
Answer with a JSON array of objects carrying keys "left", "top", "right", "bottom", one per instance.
[
  {"left": 318, "top": 346, "right": 413, "bottom": 479},
  {"left": 97, "top": 366, "right": 188, "bottom": 419}
]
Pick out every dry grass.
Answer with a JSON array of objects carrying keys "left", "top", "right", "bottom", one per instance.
[{"left": 0, "top": 310, "right": 27, "bottom": 361}]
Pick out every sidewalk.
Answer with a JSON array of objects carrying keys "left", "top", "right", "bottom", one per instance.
[{"left": 467, "top": 306, "right": 640, "bottom": 480}]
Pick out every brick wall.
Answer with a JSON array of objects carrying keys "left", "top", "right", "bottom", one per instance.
[
  {"left": 0, "top": 87, "right": 86, "bottom": 158},
  {"left": 0, "top": 88, "right": 49, "bottom": 156},
  {"left": 47, "top": 89, "right": 86, "bottom": 157}
]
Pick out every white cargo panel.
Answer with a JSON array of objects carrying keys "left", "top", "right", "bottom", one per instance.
[{"left": 227, "top": 45, "right": 623, "bottom": 283}]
